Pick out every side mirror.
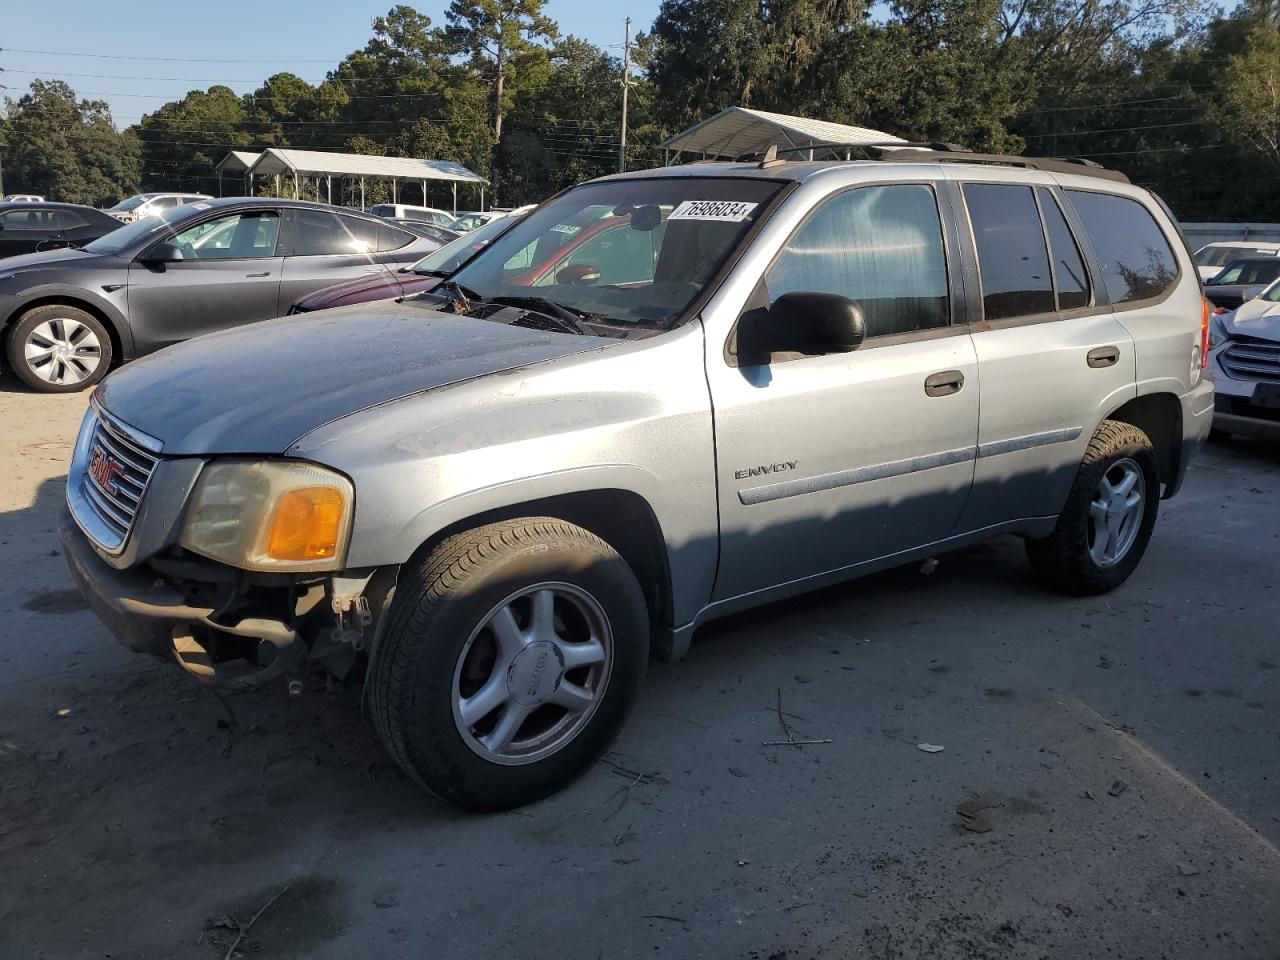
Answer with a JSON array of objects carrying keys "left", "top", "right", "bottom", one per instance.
[
  {"left": 745, "top": 292, "right": 867, "bottom": 357},
  {"left": 141, "top": 242, "right": 185, "bottom": 264},
  {"left": 557, "top": 263, "right": 601, "bottom": 285}
]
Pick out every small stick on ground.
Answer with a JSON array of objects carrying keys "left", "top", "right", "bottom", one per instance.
[
  {"left": 222, "top": 882, "right": 293, "bottom": 960},
  {"left": 208, "top": 688, "right": 237, "bottom": 759},
  {"left": 768, "top": 688, "right": 831, "bottom": 747},
  {"left": 762, "top": 738, "right": 833, "bottom": 746}
]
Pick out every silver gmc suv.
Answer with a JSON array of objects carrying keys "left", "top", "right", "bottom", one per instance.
[{"left": 59, "top": 146, "right": 1215, "bottom": 809}]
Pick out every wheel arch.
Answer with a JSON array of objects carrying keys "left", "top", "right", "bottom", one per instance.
[
  {"left": 1103, "top": 392, "right": 1182, "bottom": 497},
  {"left": 2, "top": 293, "right": 131, "bottom": 368},
  {"left": 401, "top": 487, "right": 677, "bottom": 659}
]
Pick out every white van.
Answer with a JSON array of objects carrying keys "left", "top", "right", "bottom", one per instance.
[{"left": 1193, "top": 240, "right": 1280, "bottom": 281}]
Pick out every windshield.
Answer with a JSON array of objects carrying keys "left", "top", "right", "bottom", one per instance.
[
  {"left": 1208, "top": 258, "right": 1280, "bottom": 286},
  {"left": 84, "top": 204, "right": 202, "bottom": 255},
  {"left": 108, "top": 195, "right": 152, "bottom": 212},
  {"left": 412, "top": 214, "right": 516, "bottom": 276},
  {"left": 1197, "top": 245, "right": 1278, "bottom": 268},
  {"left": 448, "top": 177, "right": 785, "bottom": 328},
  {"left": 1262, "top": 279, "right": 1280, "bottom": 303}
]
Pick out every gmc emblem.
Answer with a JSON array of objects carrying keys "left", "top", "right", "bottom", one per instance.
[{"left": 88, "top": 445, "right": 125, "bottom": 494}]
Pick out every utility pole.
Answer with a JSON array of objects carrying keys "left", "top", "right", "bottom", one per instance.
[{"left": 618, "top": 17, "right": 631, "bottom": 174}]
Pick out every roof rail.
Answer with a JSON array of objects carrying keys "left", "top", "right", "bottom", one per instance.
[{"left": 736, "top": 139, "right": 1130, "bottom": 184}]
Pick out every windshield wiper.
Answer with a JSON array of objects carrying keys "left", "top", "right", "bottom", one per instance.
[
  {"left": 485, "top": 295, "right": 599, "bottom": 334},
  {"left": 404, "top": 278, "right": 480, "bottom": 306}
]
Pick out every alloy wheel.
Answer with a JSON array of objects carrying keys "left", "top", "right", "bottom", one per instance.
[
  {"left": 1087, "top": 457, "right": 1145, "bottom": 568},
  {"left": 23, "top": 318, "right": 103, "bottom": 385}
]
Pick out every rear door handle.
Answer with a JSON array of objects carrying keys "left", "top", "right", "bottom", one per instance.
[
  {"left": 924, "top": 370, "right": 965, "bottom": 397},
  {"left": 1087, "top": 345, "right": 1120, "bottom": 368},
  {"left": 245, "top": 271, "right": 271, "bottom": 278}
]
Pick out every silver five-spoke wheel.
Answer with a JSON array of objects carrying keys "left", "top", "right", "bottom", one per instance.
[
  {"left": 24, "top": 317, "right": 103, "bottom": 386},
  {"left": 452, "top": 582, "right": 613, "bottom": 765},
  {"left": 1088, "top": 457, "right": 1145, "bottom": 568}
]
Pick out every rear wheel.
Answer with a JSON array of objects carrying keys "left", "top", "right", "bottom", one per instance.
[
  {"left": 369, "top": 518, "right": 649, "bottom": 810},
  {"left": 1026, "top": 420, "right": 1159, "bottom": 596},
  {"left": 6, "top": 304, "right": 112, "bottom": 392}
]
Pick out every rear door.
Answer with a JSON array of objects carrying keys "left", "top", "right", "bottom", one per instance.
[
  {"left": 707, "top": 180, "right": 980, "bottom": 601},
  {"left": 126, "top": 208, "right": 284, "bottom": 352},
  {"left": 277, "top": 209, "right": 394, "bottom": 310},
  {"left": 949, "top": 175, "right": 1136, "bottom": 530},
  {"left": 0, "top": 208, "right": 57, "bottom": 256}
]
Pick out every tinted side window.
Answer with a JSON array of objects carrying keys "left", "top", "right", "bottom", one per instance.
[
  {"left": 1036, "top": 188, "right": 1089, "bottom": 311},
  {"left": 964, "top": 183, "right": 1054, "bottom": 321},
  {"left": 291, "top": 210, "right": 378, "bottom": 256},
  {"left": 377, "top": 223, "right": 415, "bottom": 252},
  {"left": 766, "top": 184, "right": 950, "bottom": 338},
  {"left": 51, "top": 210, "right": 90, "bottom": 230},
  {"left": 1065, "top": 190, "right": 1178, "bottom": 304}
]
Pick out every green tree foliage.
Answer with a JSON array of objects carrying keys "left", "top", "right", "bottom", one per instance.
[
  {"left": 137, "top": 85, "right": 251, "bottom": 194},
  {"left": 1, "top": 80, "right": 140, "bottom": 204}
]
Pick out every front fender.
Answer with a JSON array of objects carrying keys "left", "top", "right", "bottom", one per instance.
[{"left": 1, "top": 282, "right": 135, "bottom": 358}]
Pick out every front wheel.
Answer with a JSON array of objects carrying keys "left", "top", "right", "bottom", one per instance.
[
  {"left": 1026, "top": 420, "right": 1159, "bottom": 596},
  {"left": 369, "top": 518, "right": 649, "bottom": 810},
  {"left": 5, "top": 304, "right": 113, "bottom": 392}
]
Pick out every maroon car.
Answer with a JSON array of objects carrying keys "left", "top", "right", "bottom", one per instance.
[{"left": 289, "top": 208, "right": 641, "bottom": 313}]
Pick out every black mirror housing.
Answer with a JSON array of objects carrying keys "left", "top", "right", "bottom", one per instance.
[{"left": 747, "top": 292, "right": 867, "bottom": 357}]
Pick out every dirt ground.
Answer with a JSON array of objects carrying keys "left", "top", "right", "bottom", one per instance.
[{"left": 1, "top": 381, "right": 1278, "bottom": 960}]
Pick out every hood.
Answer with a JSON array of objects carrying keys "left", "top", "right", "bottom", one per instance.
[
  {"left": 0, "top": 247, "right": 102, "bottom": 275},
  {"left": 97, "top": 300, "right": 610, "bottom": 455},
  {"left": 1224, "top": 297, "right": 1280, "bottom": 341},
  {"left": 290, "top": 270, "right": 410, "bottom": 312}
]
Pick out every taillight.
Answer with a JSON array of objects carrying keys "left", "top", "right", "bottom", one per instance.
[{"left": 1199, "top": 297, "right": 1210, "bottom": 368}]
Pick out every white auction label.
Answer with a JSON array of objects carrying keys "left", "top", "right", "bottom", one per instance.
[{"left": 668, "top": 200, "right": 758, "bottom": 222}]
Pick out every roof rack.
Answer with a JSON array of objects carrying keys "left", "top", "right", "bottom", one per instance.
[{"left": 742, "top": 140, "right": 1130, "bottom": 185}]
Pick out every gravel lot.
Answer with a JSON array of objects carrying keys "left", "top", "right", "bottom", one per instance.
[{"left": 1, "top": 381, "right": 1278, "bottom": 960}]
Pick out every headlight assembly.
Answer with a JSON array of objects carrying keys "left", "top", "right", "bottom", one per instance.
[
  {"left": 1208, "top": 314, "right": 1232, "bottom": 350},
  {"left": 179, "top": 460, "right": 354, "bottom": 572}
]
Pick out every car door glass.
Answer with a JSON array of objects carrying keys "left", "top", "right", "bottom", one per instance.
[
  {"left": 291, "top": 210, "right": 377, "bottom": 256},
  {"left": 168, "top": 211, "right": 280, "bottom": 260},
  {"left": 964, "top": 183, "right": 1055, "bottom": 322},
  {"left": 766, "top": 183, "right": 950, "bottom": 337},
  {"left": 377, "top": 223, "right": 415, "bottom": 252},
  {"left": 1036, "top": 188, "right": 1089, "bottom": 311},
  {"left": 50, "top": 210, "right": 90, "bottom": 231},
  {"left": 534, "top": 222, "right": 660, "bottom": 287},
  {"left": 1064, "top": 190, "right": 1178, "bottom": 304}
]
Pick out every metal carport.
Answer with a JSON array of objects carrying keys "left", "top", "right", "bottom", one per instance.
[
  {"left": 213, "top": 151, "right": 262, "bottom": 196},
  {"left": 660, "top": 107, "right": 904, "bottom": 163},
  {"left": 242, "top": 148, "right": 488, "bottom": 213}
]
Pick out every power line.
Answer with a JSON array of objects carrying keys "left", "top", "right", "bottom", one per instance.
[
  {"left": 1022, "top": 119, "right": 1203, "bottom": 139},
  {"left": 0, "top": 47, "right": 342, "bottom": 63}
]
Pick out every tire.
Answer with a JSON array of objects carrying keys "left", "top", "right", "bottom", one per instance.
[
  {"left": 1026, "top": 420, "right": 1160, "bottom": 596},
  {"left": 369, "top": 517, "right": 649, "bottom": 811},
  {"left": 5, "top": 304, "right": 113, "bottom": 393}
]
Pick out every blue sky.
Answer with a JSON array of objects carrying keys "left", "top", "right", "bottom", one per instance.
[{"left": 0, "top": 1, "right": 660, "bottom": 128}]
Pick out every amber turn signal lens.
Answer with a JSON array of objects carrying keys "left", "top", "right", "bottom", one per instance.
[{"left": 265, "top": 486, "right": 346, "bottom": 561}]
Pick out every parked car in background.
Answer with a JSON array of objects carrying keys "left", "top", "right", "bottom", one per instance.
[
  {"left": 449, "top": 210, "right": 503, "bottom": 232},
  {"left": 1, "top": 194, "right": 45, "bottom": 203},
  {"left": 0, "top": 202, "right": 125, "bottom": 258},
  {"left": 104, "top": 192, "right": 213, "bottom": 223},
  {"left": 0, "top": 198, "right": 440, "bottom": 391},
  {"left": 1203, "top": 256, "right": 1280, "bottom": 312},
  {"left": 290, "top": 208, "right": 522, "bottom": 313},
  {"left": 1193, "top": 240, "right": 1280, "bottom": 281},
  {"left": 399, "top": 222, "right": 461, "bottom": 246},
  {"left": 369, "top": 203, "right": 457, "bottom": 229},
  {"left": 59, "top": 151, "right": 1212, "bottom": 810},
  {"left": 1206, "top": 277, "right": 1280, "bottom": 439}
]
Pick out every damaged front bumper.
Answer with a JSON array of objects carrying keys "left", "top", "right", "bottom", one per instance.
[{"left": 58, "top": 509, "right": 394, "bottom": 690}]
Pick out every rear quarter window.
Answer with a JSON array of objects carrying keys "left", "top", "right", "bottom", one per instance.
[{"left": 1064, "top": 190, "right": 1178, "bottom": 305}]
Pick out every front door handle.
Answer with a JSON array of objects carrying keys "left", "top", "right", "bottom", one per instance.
[
  {"left": 924, "top": 370, "right": 965, "bottom": 397},
  {"left": 245, "top": 271, "right": 271, "bottom": 278},
  {"left": 1087, "top": 345, "right": 1120, "bottom": 368}
]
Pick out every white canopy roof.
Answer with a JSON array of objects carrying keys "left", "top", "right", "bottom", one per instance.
[
  {"left": 661, "top": 107, "right": 903, "bottom": 160},
  {"left": 245, "top": 148, "right": 486, "bottom": 184},
  {"left": 214, "top": 150, "right": 261, "bottom": 175}
]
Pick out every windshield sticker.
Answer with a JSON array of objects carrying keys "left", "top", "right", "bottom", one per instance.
[
  {"left": 550, "top": 223, "right": 581, "bottom": 235},
  {"left": 668, "top": 200, "right": 758, "bottom": 223}
]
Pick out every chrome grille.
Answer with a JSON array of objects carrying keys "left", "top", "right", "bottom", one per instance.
[
  {"left": 1221, "top": 339, "right": 1280, "bottom": 383},
  {"left": 68, "top": 404, "right": 162, "bottom": 553}
]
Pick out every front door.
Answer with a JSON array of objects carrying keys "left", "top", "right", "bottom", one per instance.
[
  {"left": 707, "top": 181, "right": 980, "bottom": 601},
  {"left": 126, "top": 208, "right": 284, "bottom": 353}
]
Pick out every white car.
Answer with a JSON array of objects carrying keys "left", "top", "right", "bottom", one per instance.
[
  {"left": 104, "top": 192, "right": 213, "bottom": 223},
  {"left": 369, "top": 203, "right": 457, "bottom": 229},
  {"left": 1, "top": 194, "right": 45, "bottom": 203},
  {"left": 1193, "top": 240, "right": 1280, "bottom": 282}
]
